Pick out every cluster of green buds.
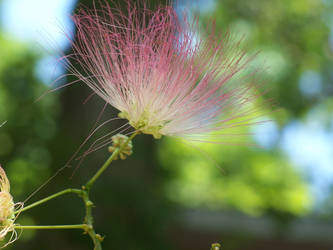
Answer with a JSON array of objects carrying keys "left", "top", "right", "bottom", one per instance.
[
  {"left": 108, "top": 134, "right": 133, "bottom": 160},
  {"left": 0, "top": 165, "right": 20, "bottom": 248},
  {"left": 118, "top": 110, "right": 165, "bottom": 139},
  {"left": 211, "top": 243, "right": 221, "bottom": 250}
]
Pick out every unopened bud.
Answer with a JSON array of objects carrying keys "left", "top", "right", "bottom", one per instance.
[
  {"left": 211, "top": 243, "right": 221, "bottom": 250},
  {"left": 108, "top": 134, "right": 133, "bottom": 160}
]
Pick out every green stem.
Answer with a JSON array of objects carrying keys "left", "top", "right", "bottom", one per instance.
[
  {"left": 85, "top": 131, "right": 139, "bottom": 191},
  {"left": 80, "top": 191, "right": 102, "bottom": 250},
  {"left": 16, "top": 188, "right": 82, "bottom": 214},
  {"left": 14, "top": 224, "right": 88, "bottom": 230},
  {"left": 81, "top": 130, "right": 139, "bottom": 250}
]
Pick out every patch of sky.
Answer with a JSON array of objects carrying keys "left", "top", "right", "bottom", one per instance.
[
  {"left": 0, "top": 0, "right": 76, "bottom": 85},
  {"left": 1, "top": 0, "right": 76, "bottom": 50},
  {"left": 280, "top": 103, "right": 333, "bottom": 206},
  {"left": 299, "top": 70, "right": 322, "bottom": 98},
  {"left": 35, "top": 56, "right": 67, "bottom": 86},
  {"left": 252, "top": 119, "right": 279, "bottom": 150},
  {"left": 175, "top": 0, "right": 215, "bottom": 16},
  {"left": 174, "top": 0, "right": 215, "bottom": 57}
]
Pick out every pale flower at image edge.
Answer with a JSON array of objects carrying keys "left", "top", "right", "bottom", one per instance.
[{"left": 0, "top": 165, "right": 22, "bottom": 248}]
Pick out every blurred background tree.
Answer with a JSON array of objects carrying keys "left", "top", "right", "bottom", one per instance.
[{"left": 0, "top": 0, "right": 333, "bottom": 250}]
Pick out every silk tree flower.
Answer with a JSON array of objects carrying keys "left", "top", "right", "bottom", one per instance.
[
  {"left": 0, "top": 165, "right": 21, "bottom": 247},
  {"left": 65, "top": 1, "right": 267, "bottom": 143}
]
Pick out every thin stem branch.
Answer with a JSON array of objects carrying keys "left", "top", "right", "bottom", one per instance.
[
  {"left": 16, "top": 188, "right": 83, "bottom": 214},
  {"left": 14, "top": 224, "right": 89, "bottom": 230}
]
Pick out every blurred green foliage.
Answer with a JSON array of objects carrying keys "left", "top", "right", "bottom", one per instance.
[
  {"left": 200, "top": 0, "right": 332, "bottom": 118},
  {"left": 0, "top": 34, "right": 61, "bottom": 248},
  {"left": 0, "top": 35, "right": 59, "bottom": 199},
  {"left": 159, "top": 138, "right": 310, "bottom": 216}
]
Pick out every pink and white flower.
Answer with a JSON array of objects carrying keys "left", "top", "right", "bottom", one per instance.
[{"left": 65, "top": 1, "right": 267, "bottom": 143}]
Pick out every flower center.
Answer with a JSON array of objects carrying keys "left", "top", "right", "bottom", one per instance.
[{"left": 118, "top": 109, "right": 168, "bottom": 139}]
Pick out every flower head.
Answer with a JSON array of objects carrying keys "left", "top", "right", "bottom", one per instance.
[
  {"left": 67, "top": 1, "right": 267, "bottom": 143},
  {"left": 0, "top": 165, "right": 20, "bottom": 248}
]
